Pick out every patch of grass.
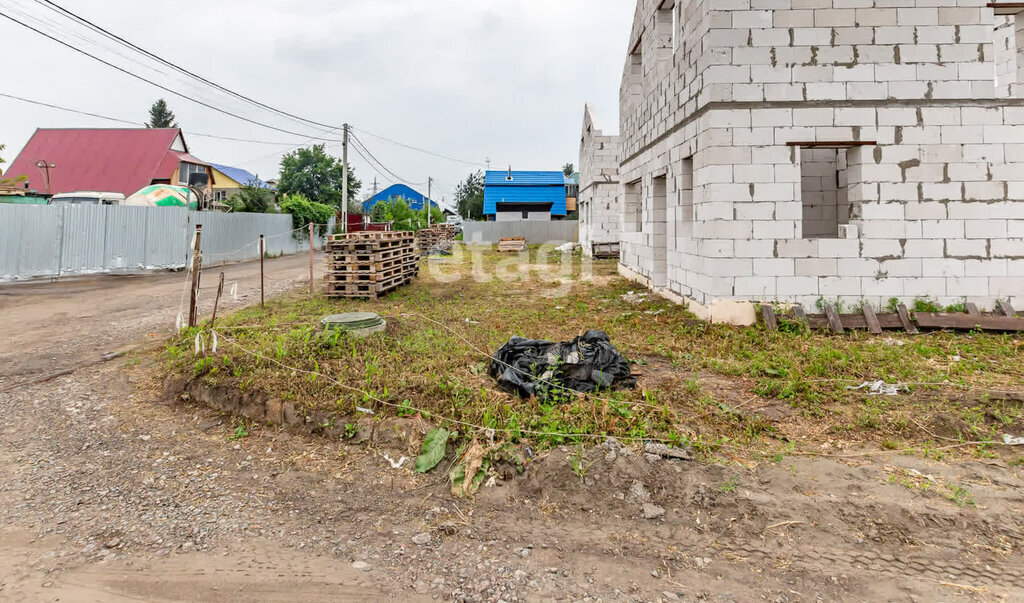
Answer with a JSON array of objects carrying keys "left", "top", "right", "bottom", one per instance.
[{"left": 163, "top": 246, "right": 1024, "bottom": 460}]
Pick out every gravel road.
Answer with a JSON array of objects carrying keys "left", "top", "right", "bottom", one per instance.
[{"left": 1, "top": 256, "right": 1023, "bottom": 602}]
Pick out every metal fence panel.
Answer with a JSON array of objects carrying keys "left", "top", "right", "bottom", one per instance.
[
  {"left": 0, "top": 205, "right": 329, "bottom": 282},
  {"left": 59, "top": 205, "right": 107, "bottom": 275},
  {"left": 103, "top": 206, "right": 149, "bottom": 271},
  {"left": 462, "top": 220, "right": 579, "bottom": 245},
  {"left": 145, "top": 208, "right": 189, "bottom": 269},
  {"left": 0, "top": 205, "right": 61, "bottom": 279}
]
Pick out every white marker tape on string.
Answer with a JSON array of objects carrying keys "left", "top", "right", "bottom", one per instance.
[
  {"left": 175, "top": 313, "right": 184, "bottom": 331},
  {"left": 194, "top": 333, "right": 204, "bottom": 354},
  {"left": 230, "top": 282, "right": 238, "bottom": 301},
  {"left": 211, "top": 331, "right": 218, "bottom": 353}
]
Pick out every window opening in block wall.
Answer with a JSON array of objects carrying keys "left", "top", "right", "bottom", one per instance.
[
  {"left": 624, "top": 180, "right": 641, "bottom": 233},
  {"left": 799, "top": 147, "right": 850, "bottom": 239},
  {"left": 678, "top": 157, "right": 694, "bottom": 238},
  {"left": 651, "top": 175, "right": 668, "bottom": 287}
]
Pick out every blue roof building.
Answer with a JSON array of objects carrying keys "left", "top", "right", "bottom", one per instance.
[
  {"left": 362, "top": 184, "right": 439, "bottom": 213},
  {"left": 484, "top": 171, "right": 568, "bottom": 219},
  {"left": 209, "top": 163, "right": 276, "bottom": 190}
]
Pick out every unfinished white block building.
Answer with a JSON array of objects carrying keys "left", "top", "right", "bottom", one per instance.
[
  {"left": 579, "top": 104, "right": 623, "bottom": 258},
  {"left": 613, "top": 0, "right": 1024, "bottom": 323}
]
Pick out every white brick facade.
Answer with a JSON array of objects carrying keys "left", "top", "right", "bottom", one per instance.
[
  {"left": 618, "top": 0, "right": 1024, "bottom": 318},
  {"left": 579, "top": 104, "right": 623, "bottom": 257}
]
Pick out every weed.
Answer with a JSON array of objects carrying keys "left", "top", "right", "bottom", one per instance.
[
  {"left": 946, "top": 484, "right": 975, "bottom": 507},
  {"left": 344, "top": 423, "right": 358, "bottom": 439},
  {"left": 720, "top": 475, "right": 740, "bottom": 493},
  {"left": 229, "top": 421, "right": 249, "bottom": 441},
  {"left": 569, "top": 445, "right": 594, "bottom": 481}
]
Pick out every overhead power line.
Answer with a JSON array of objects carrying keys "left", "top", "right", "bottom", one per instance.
[
  {"left": 0, "top": 9, "right": 346, "bottom": 141},
  {"left": 0, "top": 91, "right": 319, "bottom": 146},
  {"left": 2, "top": 1, "right": 490, "bottom": 172},
  {"left": 349, "top": 134, "right": 424, "bottom": 187},
  {"left": 352, "top": 126, "right": 487, "bottom": 168},
  {"left": 31, "top": 0, "right": 344, "bottom": 137}
]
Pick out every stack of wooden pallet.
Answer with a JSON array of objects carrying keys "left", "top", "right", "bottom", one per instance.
[
  {"left": 416, "top": 225, "right": 457, "bottom": 252},
  {"left": 325, "top": 231, "right": 419, "bottom": 299},
  {"left": 498, "top": 237, "right": 527, "bottom": 252}
]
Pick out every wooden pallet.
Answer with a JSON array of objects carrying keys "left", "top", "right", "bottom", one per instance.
[
  {"left": 497, "top": 237, "right": 527, "bottom": 252},
  {"left": 326, "top": 246, "right": 412, "bottom": 263},
  {"left": 326, "top": 255, "right": 413, "bottom": 272},
  {"left": 328, "top": 231, "right": 414, "bottom": 243},
  {"left": 325, "top": 264, "right": 410, "bottom": 283},
  {"left": 759, "top": 301, "right": 1024, "bottom": 334}
]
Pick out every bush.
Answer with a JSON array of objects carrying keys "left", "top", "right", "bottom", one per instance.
[{"left": 279, "top": 193, "right": 336, "bottom": 240}]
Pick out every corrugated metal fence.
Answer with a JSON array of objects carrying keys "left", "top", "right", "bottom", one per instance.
[
  {"left": 461, "top": 220, "right": 579, "bottom": 245},
  {"left": 0, "top": 204, "right": 333, "bottom": 282}
]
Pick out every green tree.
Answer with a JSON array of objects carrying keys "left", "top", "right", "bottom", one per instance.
[
  {"left": 368, "top": 198, "right": 444, "bottom": 232},
  {"left": 278, "top": 145, "right": 361, "bottom": 211},
  {"left": 563, "top": 163, "right": 575, "bottom": 177},
  {"left": 278, "top": 193, "right": 335, "bottom": 240},
  {"left": 226, "top": 180, "right": 275, "bottom": 213},
  {"left": 146, "top": 99, "right": 178, "bottom": 129},
  {"left": 454, "top": 171, "right": 484, "bottom": 220}
]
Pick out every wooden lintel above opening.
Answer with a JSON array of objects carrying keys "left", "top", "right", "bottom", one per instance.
[
  {"left": 988, "top": 3, "right": 1024, "bottom": 16},
  {"left": 786, "top": 141, "right": 878, "bottom": 149}
]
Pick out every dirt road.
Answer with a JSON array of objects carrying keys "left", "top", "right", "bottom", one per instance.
[{"left": 1, "top": 258, "right": 1023, "bottom": 601}]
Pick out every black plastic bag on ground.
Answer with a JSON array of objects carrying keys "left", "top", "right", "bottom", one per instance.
[{"left": 488, "top": 330, "right": 637, "bottom": 400}]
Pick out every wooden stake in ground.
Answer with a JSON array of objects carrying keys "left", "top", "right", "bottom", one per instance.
[
  {"left": 210, "top": 272, "right": 225, "bottom": 329},
  {"left": 188, "top": 224, "right": 203, "bottom": 328},
  {"left": 259, "top": 234, "right": 265, "bottom": 308},
  {"left": 309, "top": 222, "right": 315, "bottom": 295}
]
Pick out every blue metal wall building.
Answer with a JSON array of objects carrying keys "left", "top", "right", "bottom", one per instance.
[{"left": 484, "top": 171, "right": 567, "bottom": 218}]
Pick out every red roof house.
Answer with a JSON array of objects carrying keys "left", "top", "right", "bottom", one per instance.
[{"left": 3, "top": 128, "right": 214, "bottom": 196}]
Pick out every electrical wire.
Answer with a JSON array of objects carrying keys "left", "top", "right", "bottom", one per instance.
[
  {"left": 32, "top": 0, "right": 346, "bottom": 138},
  {"left": 352, "top": 126, "right": 487, "bottom": 168},
  {"left": 0, "top": 9, "right": 346, "bottom": 141},
  {"left": 0, "top": 91, "right": 320, "bottom": 146},
  {"left": 349, "top": 134, "right": 424, "bottom": 187}
]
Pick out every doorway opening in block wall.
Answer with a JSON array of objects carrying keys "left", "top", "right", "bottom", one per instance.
[
  {"left": 624, "top": 180, "right": 641, "bottom": 233},
  {"left": 799, "top": 146, "right": 851, "bottom": 239},
  {"left": 651, "top": 174, "right": 668, "bottom": 287}
]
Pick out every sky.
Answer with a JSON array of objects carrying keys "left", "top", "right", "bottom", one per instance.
[{"left": 0, "top": 0, "right": 635, "bottom": 205}]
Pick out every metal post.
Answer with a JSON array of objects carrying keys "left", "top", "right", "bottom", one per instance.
[
  {"left": 427, "top": 176, "right": 432, "bottom": 228},
  {"left": 308, "top": 222, "right": 315, "bottom": 295},
  {"left": 342, "top": 124, "right": 350, "bottom": 234},
  {"left": 188, "top": 224, "right": 203, "bottom": 328},
  {"left": 259, "top": 234, "right": 265, "bottom": 308}
]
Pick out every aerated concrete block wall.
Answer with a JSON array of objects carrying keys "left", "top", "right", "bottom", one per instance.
[
  {"left": 579, "top": 104, "right": 623, "bottom": 257},
  {"left": 618, "top": 0, "right": 1024, "bottom": 315}
]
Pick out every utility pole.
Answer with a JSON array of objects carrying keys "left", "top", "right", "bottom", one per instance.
[
  {"left": 427, "top": 177, "right": 433, "bottom": 228},
  {"left": 485, "top": 157, "right": 491, "bottom": 171},
  {"left": 372, "top": 177, "right": 378, "bottom": 199},
  {"left": 342, "top": 123, "right": 350, "bottom": 233}
]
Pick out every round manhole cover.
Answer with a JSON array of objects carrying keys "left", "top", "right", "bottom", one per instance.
[{"left": 321, "top": 312, "right": 386, "bottom": 337}]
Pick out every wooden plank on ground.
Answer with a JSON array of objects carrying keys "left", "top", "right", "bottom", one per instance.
[
  {"left": 862, "top": 305, "right": 883, "bottom": 335},
  {"left": 761, "top": 305, "right": 778, "bottom": 331},
  {"left": 824, "top": 304, "right": 845, "bottom": 334},
  {"left": 914, "top": 313, "right": 1024, "bottom": 332},
  {"left": 792, "top": 306, "right": 807, "bottom": 322},
  {"left": 997, "top": 299, "right": 1016, "bottom": 317},
  {"left": 966, "top": 303, "right": 981, "bottom": 316},
  {"left": 897, "top": 304, "right": 919, "bottom": 334}
]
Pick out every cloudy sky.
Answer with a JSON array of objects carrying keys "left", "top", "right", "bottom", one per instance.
[{"left": 0, "top": 0, "right": 634, "bottom": 204}]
